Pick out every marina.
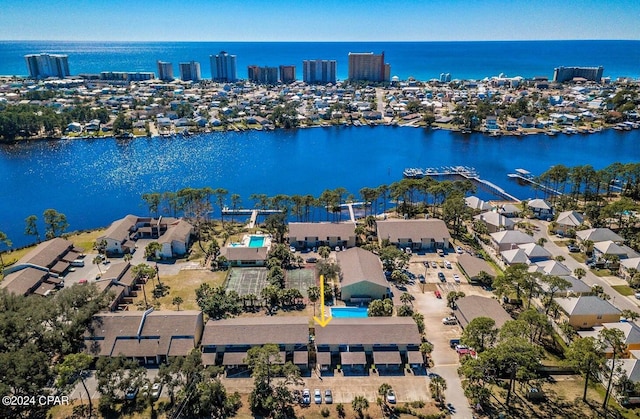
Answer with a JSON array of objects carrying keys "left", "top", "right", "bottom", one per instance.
[{"left": 403, "top": 166, "right": 521, "bottom": 202}]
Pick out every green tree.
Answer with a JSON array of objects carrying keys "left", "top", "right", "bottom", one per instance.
[
  {"left": 429, "top": 375, "right": 447, "bottom": 403},
  {"left": 24, "top": 215, "right": 40, "bottom": 243},
  {"left": 318, "top": 245, "right": 331, "bottom": 260},
  {"left": 600, "top": 328, "right": 626, "bottom": 410},
  {"left": 307, "top": 285, "right": 320, "bottom": 316},
  {"left": 92, "top": 255, "right": 103, "bottom": 274},
  {"left": 43, "top": 208, "right": 68, "bottom": 239},
  {"left": 446, "top": 291, "right": 465, "bottom": 309},
  {"left": 368, "top": 298, "right": 393, "bottom": 316},
  {"left": 573, "top": 267, "right": 586, "bottom": 280},
  {"left": 144, "top": 241, "right": 162, "bottom": 260},
  {"left": 55, "top": 353, "right": 93, "bottom": 417},
  {"left": 0, "top": 230, "right": 11, "bottom": 269},
  {"left": 195, "top": 283, "right": 241, "bottom": 319},
  {"left": 264, "top": 213, "right": 288, "bottom": 243},
  {"left": 378, "top": 245, "right": 410, "bottom": 272},
  {"left": 351, "top": 395, "right": 369, "bottom": 419},
  {"left": 399, "top": 292, "right": 415, "bottom": 305},
  {"left": 194, "top": 378, "right": 242, "bottom": 418},
  {"left": 565, "top": 336, "right": 605, "bottom": 402},
  {"left": 172, "top": 296, "right": 184, "bottom": 311},
  {"left": 461, "top": 316, "right": 498, "bottom": 353}
]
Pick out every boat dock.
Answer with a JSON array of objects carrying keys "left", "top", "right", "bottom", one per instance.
[
  {"left": 507, "top": 168, "right": 562, "bottom": 196},
  {"left": 405, "top": 166, "right": 521, "bottom": 202},
  {"left": 341, "top": 202, "right": 364, "bottom": 223},
  {"left": 222, "top": 208, "right": 282, "bottom": 229}
]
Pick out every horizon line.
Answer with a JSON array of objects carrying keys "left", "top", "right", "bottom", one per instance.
[{"left": 1, "top": 38, "right": 638, "bottom": 43}]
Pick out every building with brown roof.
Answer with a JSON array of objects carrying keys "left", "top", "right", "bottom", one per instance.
[
  {"left": 200, "top": 317, "right": 309, "bottom": 370},
  {"left": 336, "top": 247, "right": 390, "bottom": 303},
  {"left": 1, "top": 237, "right": 82, "bottom": 296},
  {"left": 314, "top": 317, "right": 422, "bottom": 374},
  {"left": 376, "top": 219, "right": 451, "bottom": 251},
  {"left": 288, "top": 222, "right": 356, "bottom": 250},
  {"left": 457, "top": 253, "right": 496, "bottom": 283},
  {"left": 454, "top": 295, "right": 512, "bottom": 329},
  {"left": 84, "top": 309, "right": 204, "bottom": 364},
  {"left": 220, "top": 246, "right": 269, "bottom": 267},
  {"left": 158, "top": 219, "right": 193, "bottom": 258}
]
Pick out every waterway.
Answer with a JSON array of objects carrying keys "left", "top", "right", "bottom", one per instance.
[{"left": 1, "top": 126, "right": 639, "bottom": 248}]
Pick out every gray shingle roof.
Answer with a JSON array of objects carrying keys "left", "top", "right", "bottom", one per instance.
[
  {"left": 454, "top": 295, "right": 512, "bottom": 329},
  {"left": 201, "top": 317, "right": 309, "bottom": 347},
  {"left": 336, "top": 247, "right": 387, "bottom": 288},
  {"left": 376, "top": 219, "right": 451, "bottom": 243},
  {"left": 555, "top": 296, "right": 621, "bottom": 316},
  {"left": 314, "top": 317, "right": 420, "bottom": 346},
  {"left": 288, "top": 222, "right": 355, "bottom": 239}
]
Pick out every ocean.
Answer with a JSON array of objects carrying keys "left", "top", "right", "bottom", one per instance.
[
  {"left": 1, "top": 40, "right": 639, "bottom": 80},
  {"left": 1, "top": 127, "right": 639, "bottom": 248}
]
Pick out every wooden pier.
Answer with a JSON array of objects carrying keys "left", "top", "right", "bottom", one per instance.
[
  {"left": 507, "top": 168, "right": 562, "bottom": 196},
  {"left": 414, "top": 166, "right": 521, "bottom": 202},
  {"left": 222, "top": 208, "right": 282, "bottom": 229}
]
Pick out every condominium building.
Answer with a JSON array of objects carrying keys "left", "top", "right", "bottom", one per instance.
[
  {"left": 302, "top": 59, "right": 336, "bottom": 84},
  {"left": 553, "top": 66, "right": 604, "bottom": 83},
  {"left": 25, "top": 53, "right": 70, "bottom": 79},
  {"left": 157, "top": 61, "right": 174, "bottom": 81},
  {"left": 210, "top": 51, "right": 237, "bottom": 82},
  {"left": 179, "top": 61, "right": 201, "bottom": 82},
  {"left": 279, "top": 65, "right": 296, "bottom": 84},
  {"left": 247, "top": 65, "right": 278, "bottom": 84},
  {"left": 100, "top": 72, "right": 155, "bottom": 83},
  {"left": 348, "top": 52, "right": 390, "bottom": 82}
]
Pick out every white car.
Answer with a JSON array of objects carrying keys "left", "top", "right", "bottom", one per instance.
[
  {"left": 289, "top": 246, "right": 296, "bottom": 253},
  {"left": 453, "top": 274, "right": 460, "bottom": 283},
  {"left": 456, "top": 246, "right": 463, "bottom": 254},
  {"left": 302, "top": 389, "right": 311, "bottom": 405},
  {"left": 444, "top": 260, "right": 452, "bottom": 269},
  {"left": 386, "top": 389, "right": 396, "bottom": 404},
  {"left": 442, "top": 317, "right": 457, "bottom": 325},
  {"left": 635, "top": 292, "right": 640, "bottom": 300},
  {"left": 314, "top": 389, "right": 322, "bottom": 404}
]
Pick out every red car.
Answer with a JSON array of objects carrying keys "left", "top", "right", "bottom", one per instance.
[{"left": 434, "top": 290, "right": 442, "bottom": 299}]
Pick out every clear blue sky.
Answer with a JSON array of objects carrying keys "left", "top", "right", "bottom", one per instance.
[{"left": 2, "top": 0, "right": 638, "bottom": 41}]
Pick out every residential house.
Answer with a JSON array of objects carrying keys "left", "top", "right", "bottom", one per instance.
[
  {"left": 538, "top": 275, "right": 592, "bottom": 297},
  {"left": 376, "top": 219, "right": 451, "bottom": 251},
  {"left": 518, "top": 243, "right": 552, "bottom": 262},
  {"left": 518, "top": 115, "right": 537, "bottom": 128},
  {"left": 158, "top": 219, "right": 193, "bottom": 258},
  {"left": 84, "top": 309, "right": 204, "bottom": 364},
  {"left": 287, "top": 222, "right": 356, "bottom": 250},
  {"left": 457, "top": 254, "right": 496, "bottom": 283},
  {"left": 465, "top": 196, "right": 491, "bottom": 212},
  {"left": 603, "top": 359, "right": 640, "bottom": 404},
  {"left": 555, "top": 296, "right": 621, "bottom": 329},
  {"left": 579, "top": 322, "right": 640, "bottom": 358},
  {"left": 554, "top": 211, "right": 585, "bottom": 236},
  {"left": 576, "top": 228, "right": 624, "bottom": 244},
  {"left": 200, "top": 317, "right": 309, "bottom": 372},
  {"left": 485, "top": 115, "right": 499, "bottom": 131},
  {"left": 593, "top": 241, "right": 639, "bottom": 261},
  {"left": 530, "top": 260, "right": 572, "bottom": 276},
  {"left": 490, "top": 230, "right": 535, "bottom": 252},
  {"left": 314, "top": 317, "right": 422, "bottom": 375},
  {"left": 454, "top": 296, "right": 512, "bottom": 329},
  {"left": 336, "top": 248, "right": 389, "bottom": 303},
  {"left": 474, "top": 211, "right": 515, "bottom": 233},
  {"left": 620, "top": 258, "right": 640, "bottom": 280},
  {"left": 501, "top": 248, "right": 531, "bottom": 265},
  {"left": 499, "top": 203, "right": 521, "bottom": 218},
  {"left": 527, "top": 199, "right": 553, "bottom": 220}
]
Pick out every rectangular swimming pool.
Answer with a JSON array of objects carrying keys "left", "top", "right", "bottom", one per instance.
[
  {"left": 330, "top": 307, "right": 369, "bottom": 318},
  {"left": 248, "top": 235, "right": 265, "bottom": 248}
]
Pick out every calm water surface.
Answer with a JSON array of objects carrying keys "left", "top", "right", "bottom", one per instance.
[{"left": 1, "top": 126, "right": 639, "bottom": 248}]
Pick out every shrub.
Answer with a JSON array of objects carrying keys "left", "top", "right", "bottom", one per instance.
[{"left": 321, "top": 408, "right": 330, "bottom": 417}]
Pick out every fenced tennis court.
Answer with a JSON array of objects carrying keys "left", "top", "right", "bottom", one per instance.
[
  {"left": 226, "top": 267, "right": 269, "bottom": 296},
  {"left": 286, "top": 268, "right": 316, "bottom": 296}
]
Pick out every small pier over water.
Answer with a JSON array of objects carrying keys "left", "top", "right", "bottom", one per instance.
[
  {"left": 507, "top": 169, "right": 562, "bottom": 196},
  {"left": 405, "top": 166, "right": 521, "bottom": 202},
  {"left": 222, "top": 207, "right": 282, "bottom": 229}
]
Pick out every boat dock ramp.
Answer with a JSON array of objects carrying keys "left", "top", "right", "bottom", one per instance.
[
  {"left": 222, "top": 207, "right": 282, "bottom": 228},
  {"left": 507, "top": 168, "right": 562, "bottom": 196}
]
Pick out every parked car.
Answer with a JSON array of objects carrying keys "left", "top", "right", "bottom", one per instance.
[
  {"left": 324, "top": 389, "right": 333, "bottom": 404},
  {"left": 437, "top": 249, "right": 444, "bottom": 257},
  {"left": 314, "top": 389, "right": 322, "bottom": 404},
  {"left": 456, "top": 246, "right": 463, "bottom": 254},
  {"left": 431, "top": 261, "right": 438, "bottom": 268},
  {"left": 635, "top": 292, "right": 640, "bottom": 300},
  {"left": 305, "top": 257, "right": 318, "bottom": 263},
  {"left": 290, "top": 246, "right": 296, "bottom": 253},
  {"left": 449, "top": 338, "right": 461, "bottom": 348},
  {"left": 442, "top": 317, "right": 457, "bottom": 325},
  {"left": 434, "top": 290, "right": 442, "bottom": 299},
  {"left": 567, "top": 245, "right": 580, "bottom": 253},
  {"left": 444, "top": 260, "right": 452, "bottom": 269},
  {"left": 301, "top": 389, "right": 311, "bottom": 405},
  {"left": 423, "top": 261, "right": 430, "bottom": 268},
  {"left": 453, "top": 274, "right": 460, "bottom": 283},
  {"left": 418, "top": 274, "right": 425, "bottom": 284},
  {"left": 125, "top": 387, "right": 138, "bottom": 400},
  {"left": 438, "top": 272, "right": 446, "bottom": 282},
  {"left": 151, "top": 382, "right": 162, "bottom": 400},
  {"left": 386, "top": 389, "right": 396, "bottom": 404}
]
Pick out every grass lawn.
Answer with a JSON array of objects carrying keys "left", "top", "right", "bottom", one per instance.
[
  {"left": 132, "top": 268, "right": 226, "bottom": 311},
  {"left": 592, "top": 269, "right": 614, "bottom": 277},
  {"left": 613, "top": 284, "right": 635, "bottom": 296},
  {"left": 569, "top": 253, "right": 588, "bottom": 263}
]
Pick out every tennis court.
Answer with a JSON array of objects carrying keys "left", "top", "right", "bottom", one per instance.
[
  {"left": 226, "top": 267, "right": 269, "bottom": 296},
  {"left": 286, "top": 268, "right": 316, "bottom": 295}
]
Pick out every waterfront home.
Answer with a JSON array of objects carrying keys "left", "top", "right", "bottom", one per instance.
[
  {"left": 465, "top": 196, "right": 491, "bottom": 212},
  {"left": 554, "top": 296, "right": 621, "bottom": 329},
  {"left": 83, "top": 309, "right": 204, "bottom": 364},
  {"left": 1, "top": 237, "right": 83, "bottom": 296},
  {"left": 527, "top": 198, "right": 553, "bottom": 220},
  {"left": 554, "top": 210, "right": 585, "bottom": 236},
  {"left": 314, "top": 317, "right": 422, "bottom": 375},
  {"left": 518, "top": 116, "right": 537, "bottom": 128},
  {"left": 453, "top": 295, "right": 512, "bottom": 329},
  {"left": 336, "top": 247, "right": 389, "bottom": 303},
  {"left": 473, "top": 211, "right": 515, "bottom": 233},
  {"left": 287, "top": 222, "right": 356, "bottom": 250},
  {"left": 576, "top": 228, "right": 624, "bottom": 244},
  {"left": 158, "top": 219, "right": 193, "bottom": 258},
  {"left": 456, "top": 253, "right": 496, "bottom": 283},
  {"left": 485, "top": 115, "right": 499, "bottom": 131},
  {"left": 200, "top": 317, "right": 309, "bottom": 372},
  {"left": 499, "top": 203, "right": 521, "bottom": 218},
  {"left": 376, "top": 219, "right": 451, "bottom": 251},
  {"left": 490, "top": 230, "right": 535, "bottom": 252}
]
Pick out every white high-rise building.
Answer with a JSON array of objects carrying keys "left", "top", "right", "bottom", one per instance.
[
  {"left": 157, "top": 61, "right": 174, "bottom": 81},
  {"left": 25, "top": 53, "right": 70, "bottom": 79},
  {"left": 210, "top": 51, "right": 237, "bottom": 82},
  {"left": 179, "top": 61, "right": 201, "bottom": 82},
  {"left": 302, "top": 60, "right": 337, "bottom": 84}
]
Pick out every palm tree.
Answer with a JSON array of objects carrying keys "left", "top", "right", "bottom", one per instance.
[
  {"left": 429, "top": 375, "right": 447, "bottom": 404},
  {"left": 574, "top": 267, "right": 586, "bottom": 280},
  {"left": 318, "top": 246, "right": 331, "bottom": 260},
  {"left": 351, "top": 395, "right": 369, "bottom": 419},
  {"left": 307, "top": 286, "right": 320, "bottom": 316},
  {"left": 172, "top": 296, "right": 183, "bottom": 311},
  {"left": 92, "top": 255, "right": 103, "bottom": 274},
  {"left": 400, "top": 292, "right": 415, "bottom": 305}
]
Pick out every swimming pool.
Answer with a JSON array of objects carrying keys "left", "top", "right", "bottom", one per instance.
[
  {"left": 330, "top": 307, "right": 369, "bottom": 318},
  {"left": 248, "top": 235, "right": 265, "bottom": 248}
]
